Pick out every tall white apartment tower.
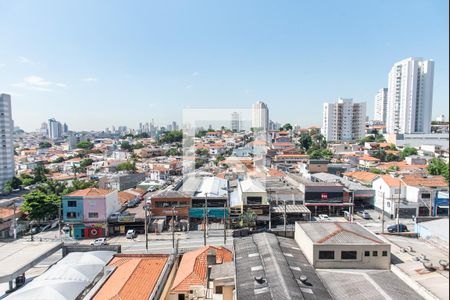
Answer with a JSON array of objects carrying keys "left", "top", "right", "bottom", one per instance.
[
  {"left": 231, "top": 112, "right": 241, "bottom": 132},
  {"left": 386, "top": 57, "right": 434, "bottom": 134},
  {"left": 322, "top": 98, "right": 366, "bottom": 142},
  {"left": 252, "top": 101, "right": 269, "bottom": 131},
  {"left": 48, "top": 118, "right": 62, "bottom": 140},
  {"left": 0, "top": 94, "right": 15, "bottom": 188},
  {"left": 374, "top": 88, "right": 388, "bottom": 124}
]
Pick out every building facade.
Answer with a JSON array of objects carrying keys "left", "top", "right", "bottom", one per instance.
[
  {"left": 386, "top": 57, "right": 434, "bottom": 134},
  {"left": 48, "top": 118, "right": 63, "bottom": 140},
  {"left": 231, "top": 111, "right": 241, "bottom": 132},
  {"left": 251, "top": 101, "right": 269, "bottom": 131},
  {"left": 374, "top": 88, "right": 388, "bottom": 124},
  {"left": 0, "top": 94, "right": 15, "bottom": 189},
  {"left": 322, "top": 98, "right": 366, "bottom": 142},
  {"left": 62, "top": 188, "right": 121, "bottom": 239}
]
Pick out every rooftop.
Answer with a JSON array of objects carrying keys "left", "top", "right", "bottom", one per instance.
[
  {"left": 65, "top": 188, "right": 113, "bottom": 197},
  {"left": 171, "top": 246, "right": 233, "bottom": 293},
  {"left": 297, "top": 222, "right": 386, "bottom": 245},
  {"left": 92, "top": 254, "right": 169, "bottom": 300},
  {"left": 234, "top": 232, "right": 332, "bottom": 300}
]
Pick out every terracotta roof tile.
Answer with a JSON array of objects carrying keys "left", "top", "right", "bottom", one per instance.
[
  {"left": 65, "top": 188, "right": 113, "bottom": 197},
  {"left": 343, "top": 171, "right": 379, "bottom": 184},
  {"left": 380, "top": 175, "right": 403, "bottom": 187},
  {"left": 171, "top": 246, "right": 233, "bottom": 293},
  {"left": 401, "top": 175, "right": 448, "bottom": 188},
  {"left": 93, "top": 254, "right": 168, "bottom": 300}
]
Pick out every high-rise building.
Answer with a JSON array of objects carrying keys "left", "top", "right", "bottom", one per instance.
[
  {"left": 231, "top": 112, "right": 241, "bottom": 132},
  {"left": 63, "top": 123, "right": 69, "bottom": 135},
  {"left": 374, "top": 88, "right": 388, "bottom": 124},
  {"left": 0, "top": 94, "right": 15, "bottom": 188},
  {"left": 386, "top": 57, "right": 434, "bottom": 134},
  {"left": 322, "top": 98, "right": 366, "bottom": 142},
  {"left": 48, "top": 118, "right": 63, "bottom": 140},
  {"left": 252, "top": 101, "right": 269, "bottom": 131}
]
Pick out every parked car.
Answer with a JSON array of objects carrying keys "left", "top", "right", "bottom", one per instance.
[
  {"left": 126, "top": 199, "right": 138, "bottom": 208},
  {"left": 126, "top": 229, "right": 137, "bottom": 239},
  {"left": 357, "top": 211, "right": 371, "bottom": 219},
  {"left": 91, "top": 238, "right": 108, "bottom": 246},
  {"left": 318, "top": 214, "right": 330, "bottom": 221},
  {"left": 387, "top": 224, "right": 408, "bottom": 233}
]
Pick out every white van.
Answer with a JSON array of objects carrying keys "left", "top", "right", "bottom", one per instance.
[{"left": 126, "top": 229, "right": 137, "bottom": 239}]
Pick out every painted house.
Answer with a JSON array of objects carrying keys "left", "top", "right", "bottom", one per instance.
[{"left": 63, "top": 188, "right": 121, "bottom": 239}]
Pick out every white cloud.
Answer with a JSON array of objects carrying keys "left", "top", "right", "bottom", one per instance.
[
  {"left": 17, "top": 56, "right": 44, "bottom": 67},
  {"left": 12, "top": 75, "right": 66, "bottom": 92},
  {"left": 82, "top": 77, "right": 98, "bottom": 82}
]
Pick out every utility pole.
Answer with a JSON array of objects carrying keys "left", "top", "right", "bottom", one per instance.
[
  {"left": 144, "top": 204, "right": 149, "bottom": 252},
  {"left": 268, "top": 201, "right": 272, "bottom": 231},
  {"left": 172, "top": 206, "right": 176, "bottom": 249},
  {"left": 58, "top": 197, "right": 62, "bottom": 241},
  {"left": 397, "top": 181, "right": 401, "bottom": 233},
  {"left": 223, "top": 204, "right": 226, "bottom": 245},
  {"left": 12, "top": 201, "right": 17, "bottom": 240},
  {"left": 203, "top": 193, "right": 208, "bottom": 246},
  {"left": 381, "top": 192, "right": 385, "bottom": 234},
  {"left": 283, "top": 200, "right": 287, "bottom": 237}
]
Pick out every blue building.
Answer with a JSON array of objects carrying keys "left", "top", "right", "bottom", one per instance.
[
  {"left": 62, "top": 194, "right": 84, "bottom": 239},
  {"left": 434, "top": 191, "right": 449, "bottom": 216}
]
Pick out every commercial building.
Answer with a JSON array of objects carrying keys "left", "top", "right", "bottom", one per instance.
[
  {"left": 374, "top": 88, "right": 388, "bottom": 124},
  {"left": 252, "top": 101, "right": 269, "bottom": 131},
  {"left": 0, "top": 94, "right": 15, "bottom": 189},
  {"left": 321, "top": 98, "right": 366, "bottom": 142},
  {"left": 234, "top": 232, "right": 332, "bottom": 300},
  {"left": 295, "top": 222, "right": 391, "bottom": 269},
  {"left": 62, "top": 188, "right": 122, "bottom": 239},
  {"left": 386, "top": 57, "right": 434, "bottom": 134}
]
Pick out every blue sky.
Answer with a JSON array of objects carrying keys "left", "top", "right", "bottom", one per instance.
[{"left": 0, "top": 0, "right": 448, "bottom": 131}]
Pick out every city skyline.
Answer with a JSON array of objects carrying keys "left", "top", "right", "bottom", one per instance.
[{"left": 0, "top": 1, "right": 448, "bottom": 132}]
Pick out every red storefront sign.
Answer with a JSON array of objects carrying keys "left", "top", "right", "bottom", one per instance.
[{"left": 321, "top": 193, "right": 328, "bottom": 200}]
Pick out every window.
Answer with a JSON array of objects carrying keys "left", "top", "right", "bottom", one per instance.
[
  {"left": 421, "top": 193, "right": 431, "bottom": 199},
  {"left": 373, "top": 251, "right": 378, "bottom": 257},
  {"left": 319, "top": 251, "right": 335, "bottom": 260},
  {"left": 88, "top": 212, "right": 99, "bottom": 218},
  {"left": 382, "top": 251, "right": 388, "bottom": 257},
  {"left": 66, "top": 212, "right": 76, "bottom": 218},
  {"left": 341, "top": 251, "right": 357, "bottom": 260},
  {"left": 364, "top": 251, "right": 370, "bottom": 257},
  {"left": 215, "top": 286, "right": 223, "bottom": 294},
  {"left": 68, "top": 201, "right": 77, "bottom": 207}
]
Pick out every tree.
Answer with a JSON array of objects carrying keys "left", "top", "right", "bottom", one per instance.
[
  {"left": 428, "top": 158, "right": 449, "bottom": 181},
  {"left": 120, "top": 141, "right": 133, "bottom": 152},
  {"left": 299, "top": 133, "right": 313, "bottom": 152},
  {"left": 195, "top": 148, "right": 209, "bottom": 156},
  {"left": 308, "top": 149, "right": 332, "bottom": 160},
  {"left": 2, "top": 181, "right": 13, "bottom": 194},
  {"left": 400, "top": 146, "right": 418, "bottom": 160},
  {"left": 39, "top": 141, "right": 52, "bottom": 149},
  {"left": 80, "top": 158, "right": 94, "bottom": 168},
  {"left": 52, "top": 157, "right": 65, "bottom": 163},
  {"left": 159, "top": 130, "right": 183, "bottom": 144},
  {"left": 166, "top": 148, "right": 182, "bottom": 156},
  {"left": 37, "top": 179, "right": 67, "bottom": 196},
  {"left": 214, "top": 154, "right": 225, "bottom": 165},
  {"left": 387, "top": 165, "right": 400, "bottom": 172},
  {"left": 238, "top": 209, "right": 256, "bottom": 228},
  {"left": 369, "top": 168, "right": 385, "bottom": 174},
  {"left": 32, "top": 165, "right": 49, "bottom": 183},
  {"left": 21, "top": 191, "right": 60, "bottom": 224},
  {"left": 77, "top": 141, "right": 94, "bottom": 150},
  {"left": 116, "top": 162, "right": 136, "bottom": 172},
  {"left": 281, "top": 123, "right": 293, "bottom": 131}
]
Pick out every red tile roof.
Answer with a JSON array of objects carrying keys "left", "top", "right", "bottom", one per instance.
[
  {"left": 171, "top": 246, "right": 233, "bottom": 293},
  {"left": 401, "top": 175, "right": 448, "bottom": 188},
  {"left": 343, "top": 171, "right": 379, "bottom": 184},
  {"left": 380, "top": 175, "right": 403, "bottom": 187},
  {"left": 93, "top": 254, "right": 168, "bottom": 300},
  {"left": 65, "top": 188, "right": 113, "bottom": 197}
]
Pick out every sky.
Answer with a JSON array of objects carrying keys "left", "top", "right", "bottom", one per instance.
[{"left": 0, "top": 0, "right": 448, "bottom": 132}]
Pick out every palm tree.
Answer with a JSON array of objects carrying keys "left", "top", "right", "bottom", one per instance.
[{"left": 238, "top": 209, "right": 256, "bottom": 228}]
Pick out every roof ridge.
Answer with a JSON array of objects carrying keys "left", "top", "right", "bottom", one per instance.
[{"left": 316, "top": 224, "right": 344, "bottom": 244}]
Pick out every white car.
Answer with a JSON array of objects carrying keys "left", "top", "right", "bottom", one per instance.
[
  {"left": 90, "top": 238, "right": 108, "bottom": 246},
  {"left": 126, "top": 229, "right": 137, "bottom": 239},
  {"left": 318, "top": 214, "right": 331, "bottom": 221}
]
